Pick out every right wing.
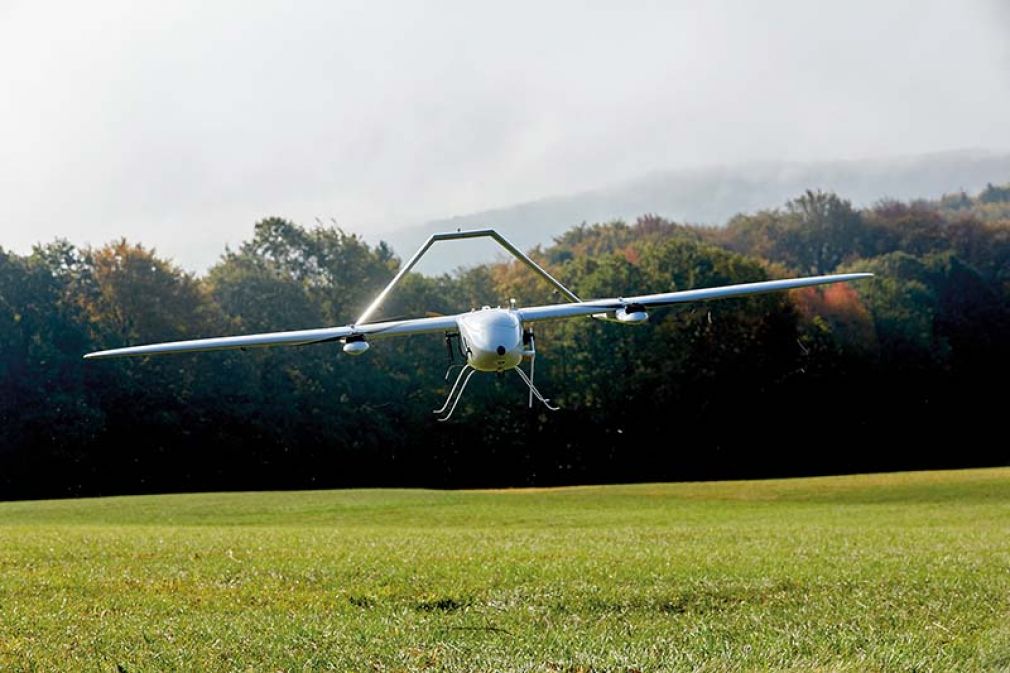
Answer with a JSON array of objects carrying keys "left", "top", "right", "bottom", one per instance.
[
  {"left": 83, "top": 314, "right": 459, "bottom": 360},
  {"left": 518, "top": 272, "right": 873, "bottom": 323}
]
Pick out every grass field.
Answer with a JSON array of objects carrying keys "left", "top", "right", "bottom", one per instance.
[{"left": 2, "top": 468, "right": 1010, "bottom": 672}]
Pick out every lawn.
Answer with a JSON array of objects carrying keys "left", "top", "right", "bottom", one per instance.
[{"left": 1, "top": 468, "right": 1009, "bottom": 671}]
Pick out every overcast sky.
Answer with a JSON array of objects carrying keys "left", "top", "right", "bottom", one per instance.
[{"left": 2, "top": 0, "right": 1008, "bottom": 271}]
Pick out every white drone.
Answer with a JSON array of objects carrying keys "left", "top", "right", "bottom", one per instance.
[{"left": 85, "top": 229, "right": 871, "bottom": 420}]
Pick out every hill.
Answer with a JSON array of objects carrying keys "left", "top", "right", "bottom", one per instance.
[{"left": 380, "top": 149, "right": 1010, "bottom": 272}]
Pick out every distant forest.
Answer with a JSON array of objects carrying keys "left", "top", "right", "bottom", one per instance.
[{"left": 3, "top": 183, "right": 1010, "bottom": 499}]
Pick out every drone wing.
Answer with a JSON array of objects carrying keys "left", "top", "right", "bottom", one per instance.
[
  {"left": 518, "top": 272, "right": 873, "bottom": 323},
  {"left": 84, "top": 273, "right": 872, "bottom": 360},
  {"left": 83, "top": 314, "right": 459, "bottom": 360}
]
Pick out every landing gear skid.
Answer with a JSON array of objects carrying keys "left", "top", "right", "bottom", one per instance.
[
  {"left": 518, "top": 328, "right": 559, "bottom": 411},
  {"left": 433, "top": 364, "right": 477, "bottom": 422},
  {"left": 514, "top": 365, "right": 559, "bottom": 411},
  {"left": 443, "top": 363, "right": 465, "bottom": 381}
]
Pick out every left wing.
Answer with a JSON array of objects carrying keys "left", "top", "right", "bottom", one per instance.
[
  {"left": 83, "top": 314, "right": 458, "bottom": 360},
  {"left": 518, "top": 272, "right": 873, "bottom": 323}
]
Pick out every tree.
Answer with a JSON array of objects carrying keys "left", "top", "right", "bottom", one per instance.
[
  {"left": 978, "top": 182, "right": 1010, "bottom": 204},
  {"left": 785, "top": 190, "right": 866, "bottom": 274}
]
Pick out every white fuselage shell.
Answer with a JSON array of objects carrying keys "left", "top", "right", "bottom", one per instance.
[{"left": 456, "top": 309, "right": 524, "bottom": 372}]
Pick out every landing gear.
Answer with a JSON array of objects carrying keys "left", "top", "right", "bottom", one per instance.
[
  {"left": 433, "top": 327, "right": 558, "bottom": 420},
  {"left": 433, "top": 364, "right": 477, "bottom": 422},
  {"left": 514, "top": 365, "right": 559, "bottom": 411},
  {"left": 516, "top": 328, "right": 559, "bottom": 411}
]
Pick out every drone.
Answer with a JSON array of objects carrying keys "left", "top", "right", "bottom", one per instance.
[{"left": 85, "top": 229, "right": 872, "bottom": 420}]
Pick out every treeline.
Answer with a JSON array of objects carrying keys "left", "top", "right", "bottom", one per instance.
[{"left": 2, "top": 185, "right": 1009, "bottom": 499}]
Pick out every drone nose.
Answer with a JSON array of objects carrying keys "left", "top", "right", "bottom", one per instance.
[{"left": 496, "top": 345, "right": 506, "bottom": 356}]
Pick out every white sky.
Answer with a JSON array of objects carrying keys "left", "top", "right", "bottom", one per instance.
[{"left": 1, "top": 0, "right": 1008, "bottom": 271}]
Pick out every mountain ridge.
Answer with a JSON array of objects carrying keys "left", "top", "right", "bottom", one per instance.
[{"left": 373, "top": 149, "right": 1010, "bottom": 273}]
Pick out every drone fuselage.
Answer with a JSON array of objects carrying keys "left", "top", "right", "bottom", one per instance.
[{"left": 456, "top": 308, "right": 524, "bottom": 373}]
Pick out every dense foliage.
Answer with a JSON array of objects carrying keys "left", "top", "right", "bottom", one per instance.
[{"left": 2, "top": 186, "right": 1009, "bottom": 499}]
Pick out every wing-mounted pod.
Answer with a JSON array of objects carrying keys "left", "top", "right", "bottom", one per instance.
[
  {"left": 355, "top": 229, "right": 582, "bottom": 326},
  {"left": 591, "top": 303, "right": 649, "bottom": 325},
  {"left": 342, "top": 334, "right": 370, "bottom": 355}
]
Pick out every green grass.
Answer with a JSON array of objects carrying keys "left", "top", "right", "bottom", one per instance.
[{"left": 2, "top": 468, "right": 1010, "bottom": 672}]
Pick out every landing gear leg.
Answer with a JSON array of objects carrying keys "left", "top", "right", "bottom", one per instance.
[{"left": 433, "top": 364, "right": 477, "bottom": 421}]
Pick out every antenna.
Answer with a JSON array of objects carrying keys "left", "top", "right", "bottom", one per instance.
[{"left": 356, "top": 229, "right": 581, "bottom": 325}]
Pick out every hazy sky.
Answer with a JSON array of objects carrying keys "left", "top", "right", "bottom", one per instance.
[{"left": 2, "top": 0, "right": 1008, "bottom": 270}]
